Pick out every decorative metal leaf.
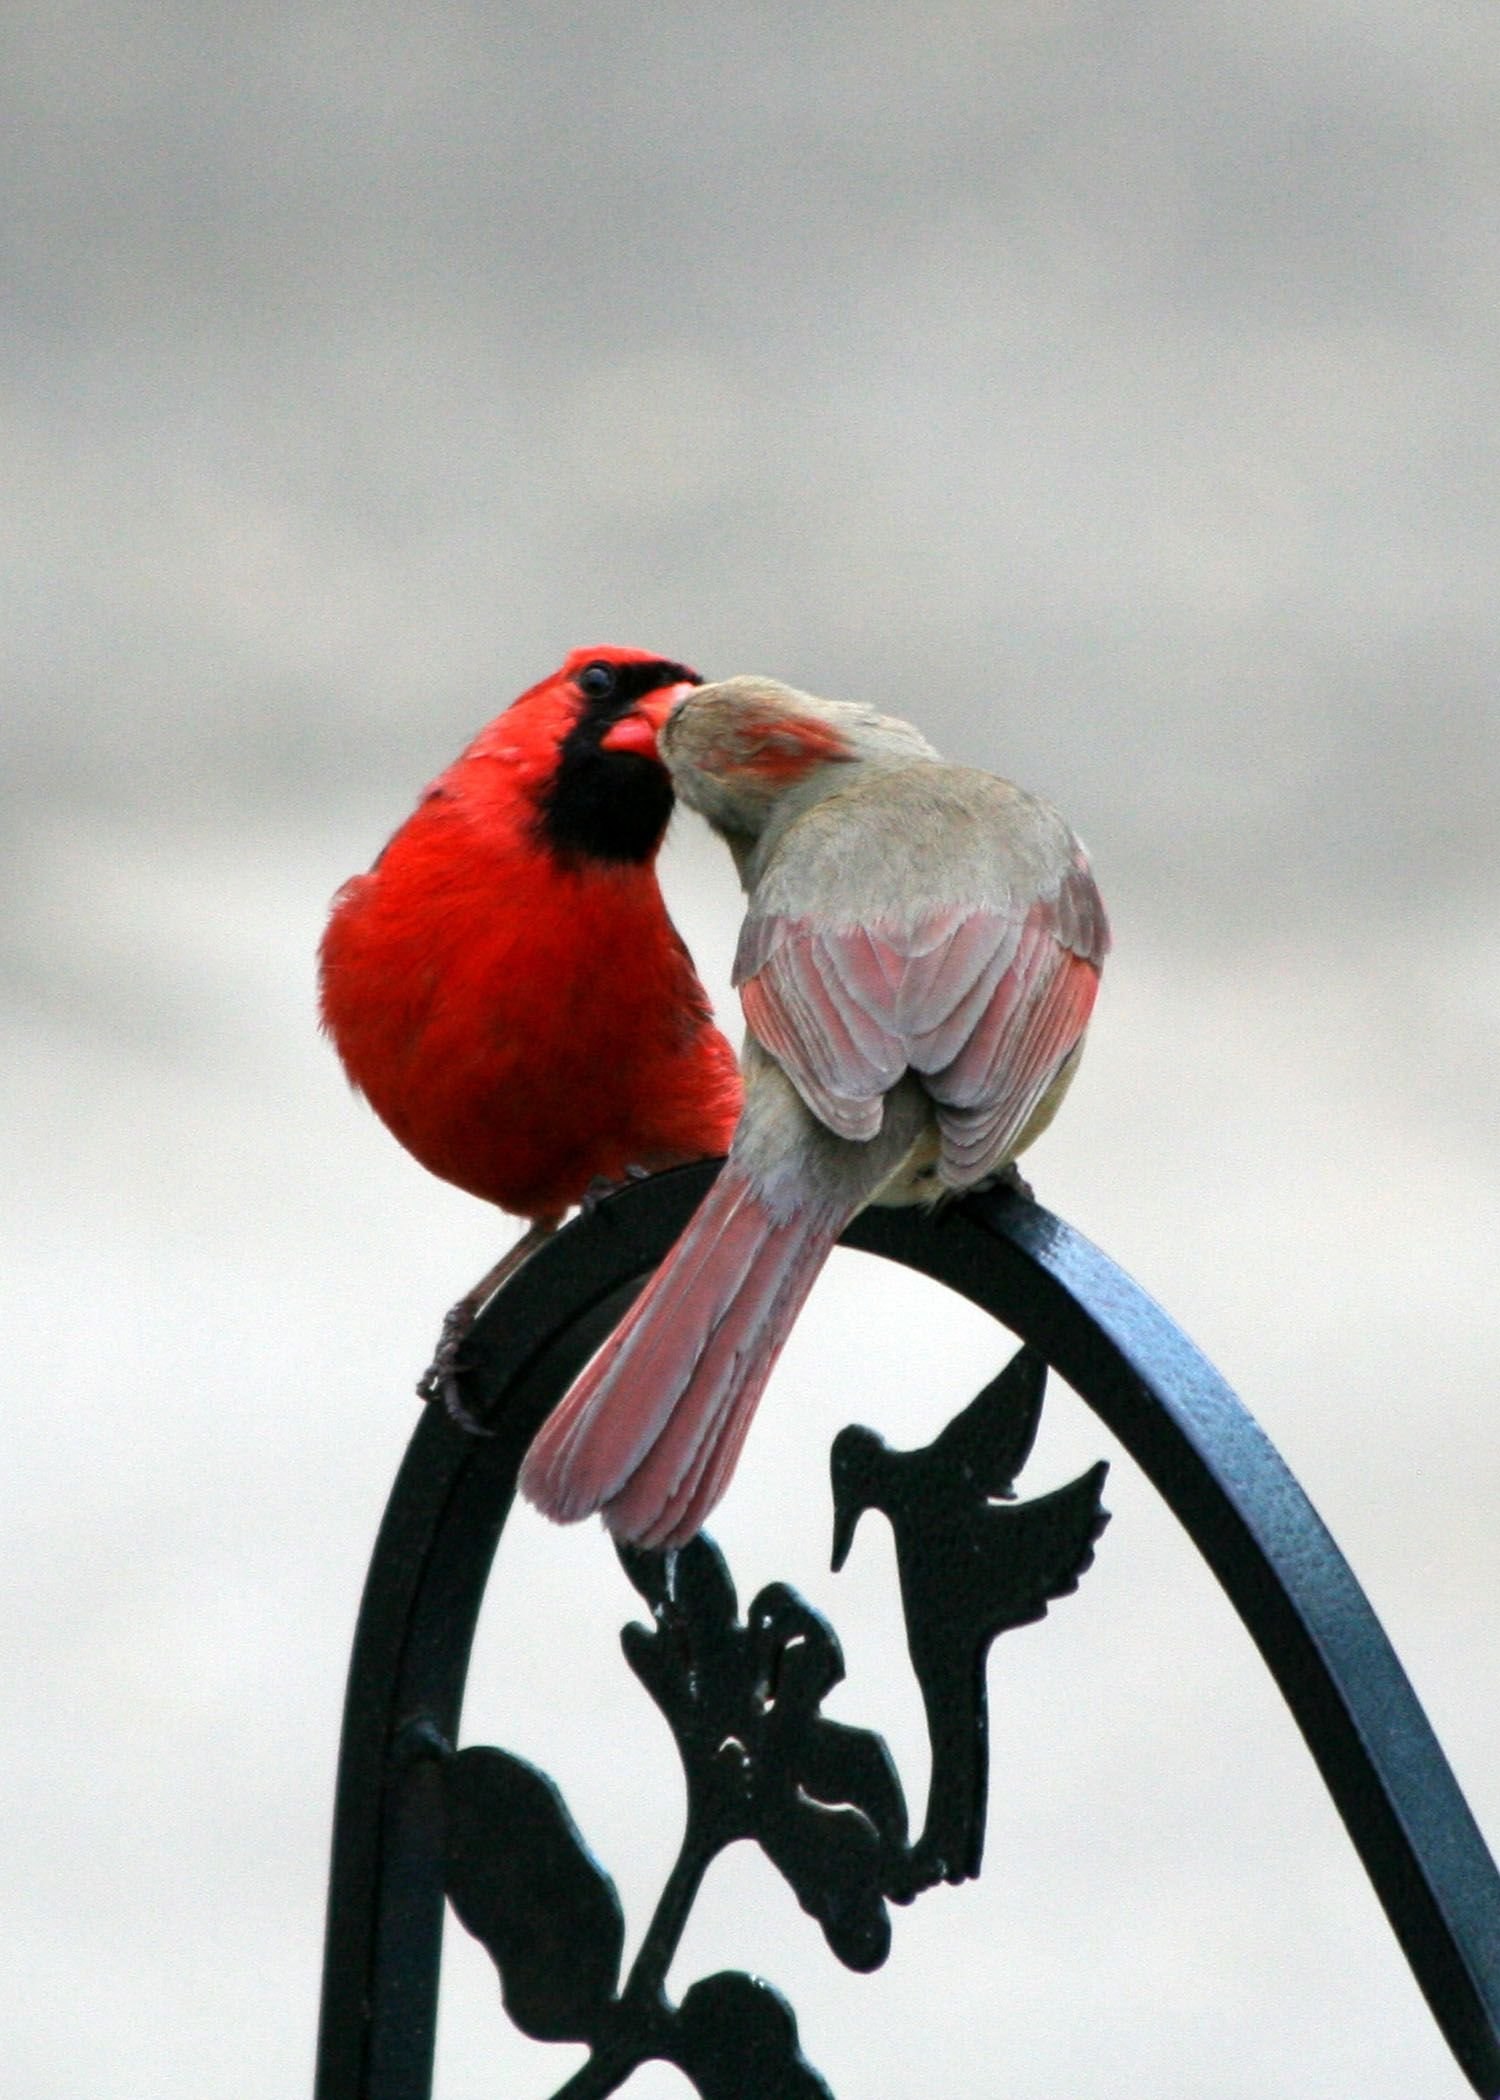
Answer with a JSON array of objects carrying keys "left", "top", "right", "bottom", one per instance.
[
  {"left": 619, "top": 1539, "right": 907, "bottom": 1970},
  {"left": 619, "top": 1539, "right": 743, "bottom": 1762},
  {"left": 442, "top": 1746, "right": 623, "bottom": 2042},
  {"left": 753, "top": 1789, "right": 891, "bottom": 1972},
  {"left": 743, "top": 1585, "right": 901, "bottom": 1968},
  {"left": 671, "top": 1972, "right": 835, "bottom": 2100},
  {"left": 746, "top": 1586, "right": 905, "bottom": 1837}
]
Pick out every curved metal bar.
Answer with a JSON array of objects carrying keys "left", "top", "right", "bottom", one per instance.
[
  {"left": 315, "top": 1163, "right": 1500, "bottom": 2099},
  {"left": 848, "top": 1185, "right": 1500, "bottom": 2098},
  {"left": 316, "top": 1168, "right": 719, "bottom": 2100}
]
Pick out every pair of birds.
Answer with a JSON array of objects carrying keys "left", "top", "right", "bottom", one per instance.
[{"left": 319, "top": 646, "right": 1109, "bottom": 1549}]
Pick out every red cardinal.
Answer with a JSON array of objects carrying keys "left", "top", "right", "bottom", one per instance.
[
  {"left": 521, "top": 674, "right": 1109, "bottom": 1546},
  {"left": 318, "top": 646, "right": 744, "bottom": 1416}
]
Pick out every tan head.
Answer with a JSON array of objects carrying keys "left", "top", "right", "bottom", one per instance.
[{"left": 661, "top": 676, "right": 938, "bottom": 844}]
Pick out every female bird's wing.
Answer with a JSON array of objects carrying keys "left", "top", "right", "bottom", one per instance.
[{"left": 734, "top": 850, "right": 1106, "bottom": 1184}]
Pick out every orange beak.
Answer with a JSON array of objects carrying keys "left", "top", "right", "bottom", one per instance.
[{"left": 598, "top": 680, "right": 698, "bottom": 758}]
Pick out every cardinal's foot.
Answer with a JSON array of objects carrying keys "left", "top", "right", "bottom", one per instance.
[
  {"left": 579, "top": 1164, "right": 652, "bottom": 1218},
  {"left": 416, "top": 1307, "right": 494, "bottom": 1437}
]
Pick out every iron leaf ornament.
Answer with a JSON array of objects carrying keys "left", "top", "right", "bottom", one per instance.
[
  {"left": 619, "top": 1542, "right": 904, "bottom": 1971},
  {"left": 440, "top": 1345, "right": 1107, "bottom": 2098},
  {"left": 444, "top": 1748, "right": 624, "bottom": 2046}
]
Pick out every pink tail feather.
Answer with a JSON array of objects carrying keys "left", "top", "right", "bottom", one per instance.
[{"left": 518, "top": 1166, "right": 846, "bottom": 1549}]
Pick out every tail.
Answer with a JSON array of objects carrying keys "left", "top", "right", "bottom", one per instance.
[{"left": 519, "top": 1165, "right": 847, "bottom": 1549}]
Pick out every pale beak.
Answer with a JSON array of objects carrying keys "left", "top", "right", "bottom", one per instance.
[{"left": 598, "top": 681, "right": 699, "bottom": 758}]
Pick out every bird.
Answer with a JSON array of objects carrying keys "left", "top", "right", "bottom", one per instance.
[
  {"left": 520, "top": 673, "right": 1109, "bottom": 1544},
  {"left": 830, "top": 1348, "right": 1109, "bottom": 1886},
  {"left": 317, "top": 646, "right": 744, "bottom": 1420}
]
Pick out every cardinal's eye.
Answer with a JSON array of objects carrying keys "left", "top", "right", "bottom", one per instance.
[{"left": 577, "top": 661, "right": 617, "bottom": 701}]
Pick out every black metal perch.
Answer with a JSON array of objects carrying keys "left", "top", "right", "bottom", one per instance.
[{"left": 314, "top": 1161, "right": 1500, "bottom": 2099}]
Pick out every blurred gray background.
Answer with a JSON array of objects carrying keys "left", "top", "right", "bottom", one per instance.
[{"left": 4, "top": 4, "right": 1498, "bottom": 2095}]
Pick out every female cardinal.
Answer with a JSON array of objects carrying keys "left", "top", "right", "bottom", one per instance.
[
  {"left": 318, "top": 646, "right": 744, "bottom": 1417},
  {"left": 520, "top": 675, "right": 1109, "bottom": 1547}
]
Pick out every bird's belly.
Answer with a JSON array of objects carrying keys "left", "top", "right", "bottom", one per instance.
[
  {"left": 870, "top": 1127, "right": 945, "bottom": 1208},
  {"left": 377, "top": 985, "right": 733, "bottom": 1219},
  {"left": 870, "top": 1035, "right": 1087, "bottom": 1208},
  {"left": 1009, "top": 1036, "right": 1085, "bottom": 1156}
]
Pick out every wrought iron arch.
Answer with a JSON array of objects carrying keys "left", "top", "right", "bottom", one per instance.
[{"left": 315, "top": 1163, "right": 1500, "bottom": 2099}]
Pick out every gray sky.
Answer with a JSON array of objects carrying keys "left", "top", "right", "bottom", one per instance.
[{"left": 4, "top": 6, "right": 1498, "bottom": 2096}]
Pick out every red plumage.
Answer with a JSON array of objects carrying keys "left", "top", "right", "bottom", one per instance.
[{"left": 318, "top": 646, "right": 743, "bottom": 1409}]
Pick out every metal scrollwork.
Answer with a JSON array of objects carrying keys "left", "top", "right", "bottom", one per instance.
[
  {"left": 314, "top": 1164, "right": 1500, "bottom": 2100},
  {"left": 434, "top": 1348, "right": 1105, "bottom": 2099}
]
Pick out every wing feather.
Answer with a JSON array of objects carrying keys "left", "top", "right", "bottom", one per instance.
[
  {"left": 736, "top": 852, "right": 1107, "bottom": 1177},
  {"left": 932, "top": 946, "right": 1100, "bottom": 1181}
]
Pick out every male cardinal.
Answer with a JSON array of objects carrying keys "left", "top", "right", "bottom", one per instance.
[
  {"left": 318, "top": 646, "right": 743, "bottom": 1417},
  {"left": 521, "top": 675, "right": 1109, "bottom": 1547}
]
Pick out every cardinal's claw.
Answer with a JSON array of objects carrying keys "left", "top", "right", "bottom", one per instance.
[
  {"left": 579, "top": 1164, "right": 652, "bottom": 1219},
  {"left": 434, "top": 1373, "right": 495, "bottom": 1437},
  {"left": 417, "top": 1308, "right": 495, "bottom": 1436}
]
